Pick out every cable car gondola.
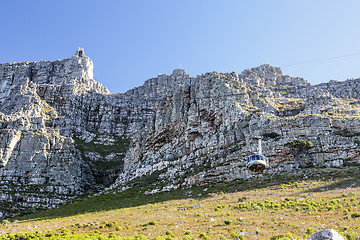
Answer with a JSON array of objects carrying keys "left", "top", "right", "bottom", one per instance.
[
  {"left": 246, "top": 137, "right": 269, "bottom": 172},
  {"left": 246, "top": 154, "right": 268, "bottom": 172}
]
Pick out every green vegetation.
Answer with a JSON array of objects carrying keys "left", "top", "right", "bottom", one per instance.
[
  {"left": 285, "top": 139, "right": 314, "bottom": 168},
  {"left": 73, "top": 133, "right": 130, "bottom": 184},
  {"left": 74, "top": 135, "right": 130, "bottom": 163},
  {"left": 0, "top": 167, "right": 359, "bottom": 239},
  {"left": 285, "top": 139, "right": 313, "bottom": 150},
  {"left": 224, "top": 219, "right": 233, "bottom": 225}
]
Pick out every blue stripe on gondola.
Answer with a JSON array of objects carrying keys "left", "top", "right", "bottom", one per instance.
[{"left": 247, "top": 154, "right": 267, "bottom": 162}]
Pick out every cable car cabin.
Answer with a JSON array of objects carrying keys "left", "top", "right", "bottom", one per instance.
[{"left": 246, "top": 154, "right": 268, "bottom": 172}]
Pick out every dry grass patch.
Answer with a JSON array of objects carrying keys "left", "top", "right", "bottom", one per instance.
[{"left": 1, "top": 168, "right": 360, "bottom": 239}]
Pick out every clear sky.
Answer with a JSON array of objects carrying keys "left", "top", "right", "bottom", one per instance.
[{"left": 1, "top": 0, "right": 360, "bottom": 93}]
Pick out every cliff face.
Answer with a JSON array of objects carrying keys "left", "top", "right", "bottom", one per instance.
[
  {"left": 0, "top": 53, "right": 109, "bottom": 217},
  {"left": 1, "top": 51, "right": 359, "bottom": 218}
]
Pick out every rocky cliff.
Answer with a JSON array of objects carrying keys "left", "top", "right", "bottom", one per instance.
[{"left": 0, "top": 50, "right": 359, "bottom": 218}]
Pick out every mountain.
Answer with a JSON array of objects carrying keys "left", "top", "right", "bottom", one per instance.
[{"left": 0, "top": 49, "right": 359, "bottom": 218}]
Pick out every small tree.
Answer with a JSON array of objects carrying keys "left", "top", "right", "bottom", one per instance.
[{"left": 285, "top": 139, "right": 313, "bottom": 168}]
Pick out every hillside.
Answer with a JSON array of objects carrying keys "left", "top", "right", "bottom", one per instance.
[
  {"left": 0, "top": 167, "right": 359, "bottom": 239},
  {"left": 0, "top": 49, "right": 360, "bottom": 220}
]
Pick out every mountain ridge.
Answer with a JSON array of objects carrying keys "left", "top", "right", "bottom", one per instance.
[{"left": 0, "top": 50, "right": 359, "bottom": 218}]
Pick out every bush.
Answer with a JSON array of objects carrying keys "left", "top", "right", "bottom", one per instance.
[
  {"left": 285, "top": 139, "right": 313, "bottom": 150},
  {"left": 182, "top": 236, "right": 193, "bottom": 240},
  {"left": 166, "top": 231, "right": 174, "bottom": 237},
  {"left": 106, "top": 222, "right": 115, "bottom": 228},
  {"left": 154, "top": 237, "right": 167, "bottom": 240},
  {"left": 270, "top": 233, "right": 293, "bottom": 240},
  {"left": 199, "top": 232, "right": 209, "bottom": 239},
  {"left": 224, "top": 219, "right": 233, "bottom": 225},
  {"left": 45, "top": 232, "right": 54, "bottom": 237},
  {"left": 0, "top": 220, "right": 10, "bottom": 225},
  {"left": 351, "top": 212, "right": 360, "bottom": 218},
  {"left": 184, "top": 230, "right": 191, "bottom": 235},
  {"left": 238, "top": 196, "right": 249, "bottom": 202},
  {"left": 149, "top": 220, "right": 157, "bottom": 225},
  {"left": 345, "top": 231, "right": 360, "bottom": 240}
]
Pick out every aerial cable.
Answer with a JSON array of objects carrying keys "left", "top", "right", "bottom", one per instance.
[{"left": 282, "top": 52, "right": 360, "bottom": 67}]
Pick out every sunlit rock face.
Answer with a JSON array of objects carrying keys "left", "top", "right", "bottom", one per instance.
[
  {"left": 1, "top": 50, "right": 360, "bottom": 218},
  {"left": 0, "top": 50, "right": 109, "bottom": 217}
]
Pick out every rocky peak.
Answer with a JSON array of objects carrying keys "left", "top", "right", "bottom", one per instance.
[
  {"left": 240, "top": 64, "right": 310, "bottom": 88},
  {"left": 171, "top": 68, "right": 188, "bottom": 77}
]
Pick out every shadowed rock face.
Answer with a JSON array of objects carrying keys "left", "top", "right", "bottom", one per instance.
[{"left": 1, "top": 51, "right": 360, "bottom": 218}]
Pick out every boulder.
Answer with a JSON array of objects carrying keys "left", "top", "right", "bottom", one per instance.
[{"left": 310, "top": 229, "right": 344, "bottom": 240}]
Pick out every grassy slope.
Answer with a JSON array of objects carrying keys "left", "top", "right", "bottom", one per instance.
[{"left": 0, "top": 167, "right": 360, "bottom": 240}]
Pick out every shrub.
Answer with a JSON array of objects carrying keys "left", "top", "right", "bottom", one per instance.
[
  {"left": 184, "top": 230, "right": 191, "bottom": 235},
  {"left": 182, "top": 236, "right": 193, "bottom": 240},
  {"left": 328, "top": 205, "right": 335, "bottom": 211},
  {"left": 235, "top": 235, "right": 245, "bottom": 240},
  {"left": 166, "top": 231, "right": 174, "bottom": 237},
  {"left": 238, "top": 196, "right": 249, "bottom": 202},
  {"left": 345, "top": 231, "right": 360, "bottom": 240},
  {"left": 154, "top": 237, "right": 166, "bottom": 240},
  {"left": 306, "top": 228, "right": 314, "bottom": 235},
  {"left": 199, "top": 232, "right": 209, "bottom": 239},
  {"left": 351, "top": 212, "right": 360, "bottom": 218},
  {"left": 149, "top": 220, "right": 157, "bottom": 225},
  {"left": 224, "top": 219, "right": 233, "bottom": 225},
  {"left": 106, "top": 222, "right": 115, "bottom": 228},
  {"left": 45, "top": 232, "right": 54, "bottom": 237},
  {"left": 0, "top": 220, "right": 10, "bottom": 225},
  {"left": 285, "top": 139, "right": 313, "bottom": 150},
  {"left": 270, "top": 233, "right": 293, "bottom": 240},
  {"left": 230, "top": 232, "right": 239, "bottom": 238}
]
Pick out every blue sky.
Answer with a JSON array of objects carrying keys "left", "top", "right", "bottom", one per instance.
[{"left": 1, "top": 1, "right": 360, "bottom": 93}]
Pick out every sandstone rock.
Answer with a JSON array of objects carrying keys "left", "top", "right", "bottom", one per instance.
[
  {"left": 1, "top": 50, "right": 360, "bottom": 218},
  {"left": 310, "top": 229, "right": 344, "bottom": 240}
]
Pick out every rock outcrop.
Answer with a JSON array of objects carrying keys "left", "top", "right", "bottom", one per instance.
[
  {"left": 310, "top": 229, "right": 344, "bottom": 240},
  {"left": 1, "top": 50, "right": 360, "bottom": 218}
]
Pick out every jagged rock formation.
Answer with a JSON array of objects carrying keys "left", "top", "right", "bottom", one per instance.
[{"left": 1, "top": 50, "right": 360, "bottom": 218}]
